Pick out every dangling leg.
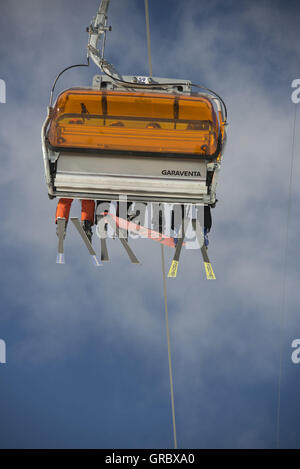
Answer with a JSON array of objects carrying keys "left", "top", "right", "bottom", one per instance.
[
  {"left": 171, "top": 204, "right": 184, "bottom": 246},
  {"left": 96, "top": 200, "right": 111, "bottom": 261},
  {"left": 116, "top": 199, "right": 131, "bottom": 240},
  {"left": 55, "top": 198, "right": 73, "bottom": 222},
  {"left": 168, "top": 211, "right": 189, "bottom": 278},
  {"left": 116, "top": 200, "right": 131, "bottom": 220},
  {"left": 55, "top": 198, "right": 73, "bottom": 237},
  {"left": 151, "top": 203, "right": 166, "bottom": 237},
  {"left": 55, "top": 198, "right": 73, "bottom": 264},
  {"left": 204, "top": 205, "right": 212, "bottom": 247},
  {"left": 81, "top": 200, "right": 95, "bottom": 243}
]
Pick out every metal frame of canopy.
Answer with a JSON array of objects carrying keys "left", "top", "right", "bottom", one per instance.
[{"left": 42, "top": 75, "right": 226, "bottom": 205}]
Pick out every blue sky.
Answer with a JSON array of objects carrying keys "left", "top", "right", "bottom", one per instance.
[{"left": 0, "top": 0, "right": 300, "bottom": 449}]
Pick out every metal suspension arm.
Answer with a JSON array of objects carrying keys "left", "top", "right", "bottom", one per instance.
[
  {"left": 87, "top": 0, "right": 127, "bottom": 84},
  {"left": 87, "top": 0, "right": 111, "bottom": 68}
]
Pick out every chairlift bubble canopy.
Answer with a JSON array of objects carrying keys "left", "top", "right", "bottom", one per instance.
[{"left": 42, "top": 75, "right": 227, "bottom": 205}]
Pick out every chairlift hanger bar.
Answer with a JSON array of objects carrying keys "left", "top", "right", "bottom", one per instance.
[
  {"left": 47, "top": 0, "right": 227, "bottom": 122},
  {"left": 86, "top": 0, "right": 227, "bottom": 120},
  {"left": 87, "top": 0, "right": 111, "bottom": 59}
]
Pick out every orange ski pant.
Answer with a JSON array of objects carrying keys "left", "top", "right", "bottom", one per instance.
[{"left": 55, "top": 199, "right": 95, "bottom": 224}]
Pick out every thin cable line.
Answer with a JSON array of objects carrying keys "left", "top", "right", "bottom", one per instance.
[
  {"left": 161, "top": 244, "right": 178, "bottom": 449},
  {"left": 144, "top": 0, "right": 177, "bottom": 448},
  {"left": 144, "top": 0, "right": 153, "bottom": 77},
  {"left": 276, "top": 103, "right": 297, "bottom": 449}
]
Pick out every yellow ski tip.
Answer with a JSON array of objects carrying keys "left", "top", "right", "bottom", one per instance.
[
  {"left": 204, "top": 262, "right": 216, "bottom": 280},
  {"left": 168, "top": 260, "right": 179, "bottom": 278}
]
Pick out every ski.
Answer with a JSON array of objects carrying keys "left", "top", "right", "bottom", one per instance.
[
  {"left": 97, "top": 215, "right": 110, "bottom": 262},
  {"left": 200, "top": 245, "right": 216, "bottom": 280},
  {"left": 56, "top": 218, "right": 66, "bottom": 264},
  {"left": 193, "top": 219, "right": 216, "bottom": 280},
  {"left": 105, "top": 214, "right": 140, "bottom": 264},
  {"left": 71, "top": 218, "right": 101, "bottom": 267},
  {"left": 168, "top": 218, "right": 189, "bottom": 278},
  {"left": 100, "top": 238, "right": 109, "bottom": 262}
]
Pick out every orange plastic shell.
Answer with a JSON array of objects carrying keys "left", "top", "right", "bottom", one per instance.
[{"left": 48, "top": 89, "right": 222, "bottom": 156}]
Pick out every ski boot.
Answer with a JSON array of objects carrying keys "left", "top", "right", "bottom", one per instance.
[{"left": 82, "top": 220, "right": 93, "bottom": 243}]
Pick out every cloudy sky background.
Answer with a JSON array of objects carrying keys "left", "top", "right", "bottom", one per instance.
[{"left": 0, "top": 0, "right": 300, "bottom": 448}]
